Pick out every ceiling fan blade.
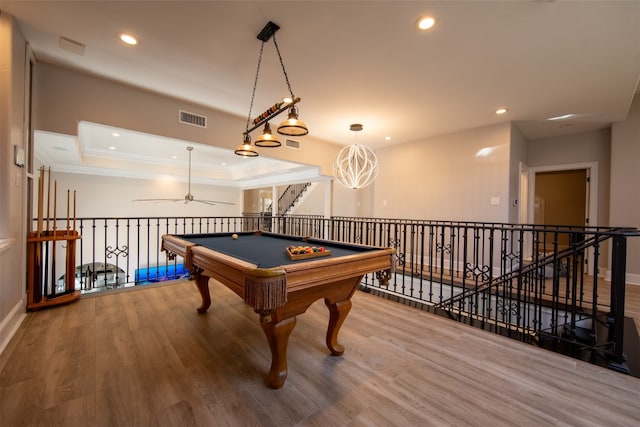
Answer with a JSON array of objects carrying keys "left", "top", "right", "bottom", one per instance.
[
  {"left": 193, "top": 200, "right": 218, "bottom": 206},
  {"left": 133, "top": 198, "right": 182, "bottom": 202},
  {"left": 134, "top": 147, "right": 236, "bottom": 206},
  {"left": 134, "top": 197, "right": 235, "bottom": 205},
  {"left": 195, "top": 199, "right": 236, "bottom": 205}
]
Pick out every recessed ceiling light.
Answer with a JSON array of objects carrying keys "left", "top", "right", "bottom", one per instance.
[
  {"left": 172, "top": 155, "right": 178, "bottom": 159},
  {"left": 109, "top": 146, "right": 116, "bottom": 150},
  {"left": 111, "top": 132, "right": 120, "bottom": 137},
  {"left": 416, "top": 16, "right": 436, "bottom": 30},
  {"left": 385, "top": 136, "right": 391, "bottom": 141},
  {"left": 119, "top": 34, "right": 138, "bottom": 46},
  {"left": 221, "top": 162, "right": 227, "bottom": 166},
  {"left": 496, "top": 108, "right": 508, "bottom": 115},
  {"left": 547, "top": 113, "right": 575, "bottom": 121}
]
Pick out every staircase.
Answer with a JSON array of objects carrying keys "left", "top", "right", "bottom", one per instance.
[
  {"left": 272, "top": 183, "right": 311, "bottom": 215},
  {"left": 433, "top": 231, "right": 630, "bottom": 373}
]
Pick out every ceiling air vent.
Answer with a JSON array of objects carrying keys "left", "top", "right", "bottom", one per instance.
[
  {"left": 178, "top": 110, "right": 207, "bottom": 128},
  {"left": 285, "top": 139, "right": 301, "bottom": 150}
]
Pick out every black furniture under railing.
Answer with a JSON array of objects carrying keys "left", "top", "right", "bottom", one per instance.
[{"left": 34, "top": 214, "right": 639, "bottom": 374}]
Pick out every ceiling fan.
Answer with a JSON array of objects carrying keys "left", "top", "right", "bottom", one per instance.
[{"left": 134, "top": 146, "right": 235, "bottom": 206}]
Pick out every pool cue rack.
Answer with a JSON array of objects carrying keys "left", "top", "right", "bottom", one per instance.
[{"left": 26, "top": 167, "right": 81, "bottom": 310}]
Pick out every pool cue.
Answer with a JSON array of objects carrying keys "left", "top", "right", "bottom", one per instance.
[
  {"left": 66, "top": 189, "right": 70, "bottom": 232},
  {"left": 63, "top": 189, "right": 72, "bottom": 293},
  {"left": 34, "top": 167, "right": 45, "bottom": 303},
  {"left": 37, "top": 167, "right": 44, "bottom": 237},
  {"left": 51, "top": 180, "right": 57, "bottom": 296},
  {"left": 43, "top": 168, "right": 51, "bottom": 293},
  {"left": 46, "top": 167, "right": 51, "bottom": 233},
  {"left": 53, "top": 181, "right": 57, "bottom": 234},
  {"left": 73, "top": 190, "right": 77, "bottom": 232}
]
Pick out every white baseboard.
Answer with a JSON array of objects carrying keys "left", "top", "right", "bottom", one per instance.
[
  {"left": 604, "top": 271, "right": 640, "bottom": 286},
  {"left": 0, "top": 299, "right": 27, "bottom": 356}
]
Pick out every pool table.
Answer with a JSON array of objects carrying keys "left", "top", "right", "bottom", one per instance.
[{"left": 161, "top": 230, "right": 393, "bottom": 389}]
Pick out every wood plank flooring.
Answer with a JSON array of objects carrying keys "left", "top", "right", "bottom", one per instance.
[{"left": 1, "top": 279, "right": 639, "bottom": 426}]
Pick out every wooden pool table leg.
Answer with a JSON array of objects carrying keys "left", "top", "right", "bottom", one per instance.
[
  {"left": 325, "top": 299, "right": 352, "bottom": 355},
  {"left": 260, "top": 316, "right": 296, "bottom": 389},
  {"left": 194, "top": 274, "right": 211, "bottom": 313}
]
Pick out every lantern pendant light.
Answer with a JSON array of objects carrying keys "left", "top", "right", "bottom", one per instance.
[{"left": 235, "top": 21, "right": 309, "bottom": 157}]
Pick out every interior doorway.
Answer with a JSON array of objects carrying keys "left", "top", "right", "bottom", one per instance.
[
  {"left": 259, "top": 190, "right": 273, "bottom": 214},
  {"left": 527, "top": 162, "right": 597, "bottom": 228},
  {"left": 526, "top": 162, "right": 598, "bottom": 271},
  {"left": 534, "top": 168, "right": 588, "bottom": 249},
  {"left": 534, "top": 169, "right": 588, "bottom": 227}
]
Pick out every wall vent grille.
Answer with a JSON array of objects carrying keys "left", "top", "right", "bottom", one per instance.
[
  {"left": 285, "top": 139, "right": 301, "bottom": 150},
  {"left": 179, "top": 110, "right": 207, "bottom": 128}
]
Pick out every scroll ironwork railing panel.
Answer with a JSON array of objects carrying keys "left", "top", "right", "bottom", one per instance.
[
  {"left": 326, "top": 216, "right": 638, "bottom": 374},
  {"left": 41, "top": 216, "right": 262, "bottom": 293},
  {"left": 35, "top": 214, "right": 638, "bottom": 373}
]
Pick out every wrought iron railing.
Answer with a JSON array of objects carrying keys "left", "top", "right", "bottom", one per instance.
[
  {"left": 44, "top": 216, "right": 263, "bottom": 293},
  {"left": 324, "top": 217, "right": 637, "bottom": 374},
  {"left": 36, "top": 214, "right": 638, "bottom": 373}
]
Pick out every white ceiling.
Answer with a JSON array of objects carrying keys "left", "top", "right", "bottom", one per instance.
[
  {"left": 3, "top": 0, "right": 640, "bottom": 186},
  {"left": 34, "top": 123, "right": 321, "bottom": 188}
]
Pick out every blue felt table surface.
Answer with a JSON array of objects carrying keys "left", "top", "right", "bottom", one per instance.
[{"left": 176, "top": 232, "right": 377, "bottom": 268}]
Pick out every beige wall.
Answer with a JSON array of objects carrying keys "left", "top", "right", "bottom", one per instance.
[
  {"left": 243, "top": 188, "right": 262, "bottom": 214},
  {"left": 33, "top": 62, "right": 343, "bottom": 177},
  {"left": 611, "top": 93, "right": 640, "bottom": 279},
  {"left": 0, "top": 12, "right": 28, "bottom": 353},
  {"left": 291, "top": 183, "right": 324, "bottom": 216},
  {"left": 293, "top": 182, "right": 372, "bottom": 218},
  {"left": 45, "top": 171, "right": 242, "bottom": 219},
  {"left": 509, "top": 124, "right": 528, "bottom": 223},
  {"left": 372, "top": 123, "right": 512, "bottom": 222}
]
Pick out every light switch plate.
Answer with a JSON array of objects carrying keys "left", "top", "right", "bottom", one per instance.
[{"left": 14, "top": 145, "right": 25, "bottom": 167}]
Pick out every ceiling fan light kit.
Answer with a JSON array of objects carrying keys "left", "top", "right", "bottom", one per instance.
[{"left": 235, "top": 21, "right": 309, "bottom": 157}]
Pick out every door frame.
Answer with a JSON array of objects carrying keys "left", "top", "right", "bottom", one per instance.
[
  {"left": 526, "top": 161, "right": 599, "bottom": 275},
  {"left": 518, "top": 162, "right": 529, "bottom": 225}
]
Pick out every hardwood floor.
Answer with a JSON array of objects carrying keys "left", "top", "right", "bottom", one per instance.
[{"left": 1, "top": 279, "right": 639, "bottom": 426}]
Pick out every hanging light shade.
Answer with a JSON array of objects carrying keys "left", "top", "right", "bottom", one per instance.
[
  {"left": 255, "top": 122, "right": 282, "bottom": 147},
  {"left": 234, "top": 134, "right": 258, "bottom": 157},
  {"left": 333, "top": 124, "right": 379, "bottom": 189},
  {"left": 277, "top": 106, "right": 309, "bottom": 136}
]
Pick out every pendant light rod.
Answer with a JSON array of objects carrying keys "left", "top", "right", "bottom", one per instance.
[{"left": 186, "top": 146, "right": 193, "bottom": 199}]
